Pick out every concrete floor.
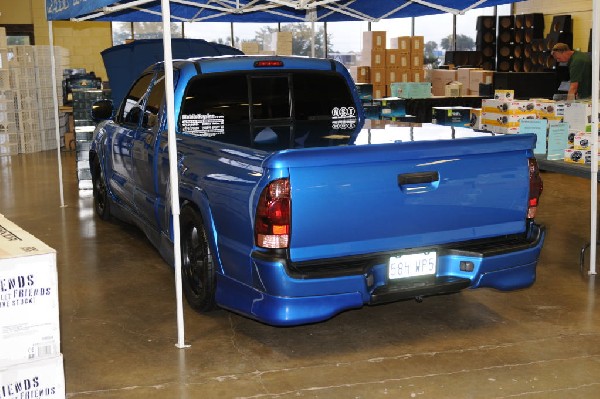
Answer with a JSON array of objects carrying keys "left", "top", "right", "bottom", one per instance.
[{"left": 1, "top": 149, "right": 600, "bottom": 398}]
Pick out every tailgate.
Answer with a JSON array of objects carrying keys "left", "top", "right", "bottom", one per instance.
[{"left": 267, "top": 134, "right": 535, "bottom": 263}]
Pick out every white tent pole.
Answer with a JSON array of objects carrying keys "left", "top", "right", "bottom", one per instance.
[
  {"left": 47, "top": 20, "right": 65, "bottom": 208},
  {"left": 160, "top": 0, "right": 188, "bottom": 348},
  {"left": 589, "top": 0, "right": 600, "bottom": 275},
  {"left": 311, "top": 21, "right": 315, "bottom": 58}
]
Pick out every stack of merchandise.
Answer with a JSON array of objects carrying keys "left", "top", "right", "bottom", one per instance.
[
  {"left": 34, "top": 45, "right": 70, "bottom": 151},
  {"left": 263, "top": 32, "right": 293, "bottom": 55},
  {"left": 73, "top": 89, "right": 111, "bottom": 189},
  {"left": 353, "top": 32, "right": 429, "bottom": 100},
  {"left": 4, "top": 42, "right": 68, "bottom": 155},
  {"left": 480, "top": 90, "right": 537, "bottom": 134},
  {"left": 0, "top": 29, "right": 17, "bottom": 156},
  {"left": 561, "top": 102, "right": 596, "bottom": 164},
  {"left": 430, "top": 68, "right": 494, "bottom": 97},
  {"left": 430, "top": 69, "right": 458, "bottom": 96},
  {"left": 241, "top": 41, "right": 260, "bottom": 55},
  {"left": 0, "top": 215, "right": 65, "bottom": 397}
]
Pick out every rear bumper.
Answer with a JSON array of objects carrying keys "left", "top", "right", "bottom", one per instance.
[{"left": 216, "top": 223, "right": 545, "bottom": 326}]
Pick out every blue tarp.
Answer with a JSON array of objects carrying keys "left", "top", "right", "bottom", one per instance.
[
  {"left": 47, "top": 0, "right": 521, "bottom": 22},
  {"left": 101, "top": 38, "right": 243, "bottom": 106}
]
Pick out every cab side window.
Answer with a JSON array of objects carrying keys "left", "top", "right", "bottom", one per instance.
[
  {"left": 142, "top": 73, "right": 165, "bottom": 129},
  {"left": 116, "top": 73, "right": 154, "bottom": 126}
]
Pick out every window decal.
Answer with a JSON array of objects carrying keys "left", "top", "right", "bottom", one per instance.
[
  {"left": 181, "top": 113, "right": 225, "bottom": 137},
  {"left": 331, "top": 106, "right": 357, "bottom": 130}
]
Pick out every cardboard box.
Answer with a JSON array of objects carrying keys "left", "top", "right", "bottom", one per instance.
[
  {"left": 456, "top": 68, "right": 481, "bottom": 93},
  {"left": 386, "top": 68, "right": 410, "bottom": 84},
  {"left": 494, "top": 89, "right": 514, "bottom": 100},
  {"left": 386, "top": 50, "right": 409, "bottom": 69},
  {"left": 573, "top": 132, "right": 599, "bottom": 150},
  {"left": 376, "top": 97, "right": 407, "bottom": 118},
  {"left": 445, "top": 81, "right": 463, "bottom": 97},
  {"left": 563, "top": 101, "right": 592, "bottom": 131},
  {"left": 351, "top": 66, "right": 370, "bottom": 83},
  {"left": 264, "top": 32, "right": 293, "bottom": 55},
  {"left": 355, "top": 83, "right": 373, "bottom": 101},
  {"left": 469, "top": 70, "right": 493, "bottom": 95},
  {"left": 0, "top": 355, "right": 65, "bottom": 398},
  {"left": 370, "top": 68, "right": 386, "bottom": 85},
  {"left": 482, "top": 99, "right": 536, "bottom": 114},
  {"left": 481, "top": 112, "right": 537, "bottom": 127},
  {"left": 241, "top": 41, "right": 260, "bottom": 55},
  {"left": 469, "top": 108, "right": 482, "bottom": 130},
  {"left": 362, "top": 49, "right": 386, "bottom": 67},
  {"left": 389, "top": 82, "right": 431, "bottom": 99},
  {"left": 411, "top": 51, "right": 423, "bottom": 68},
  {"left": 432, "top": 106, "right": 472, "bottom": 127},
  {"left": 372, "top": 84, "right": 386, "bottom": 99},
  {"left": 411, "top": 69, "right": 425, "bottom": 83},
  {"left": 564, "top": 149, "right": 600, "bottom": 164},
  {"left": 0, "top": 216, "right": 59, "bottom": 366},
  {"left": 411, "top": 36, "right": 425, "bottom": 53},
  {"left": 363, "top": 31, "right": 386, "bottom": 50},
  {"left": 431, "top": 69, "right": 457, "bottom": 96},
  {"left": 534, "top": 99, "right": 558, "bottom": 118},
  {"left": 480, "top": 124, "right": 520, "bottom": 134},
  {"left": 389, "top": 36, "right": 411, "bottom": 52}
]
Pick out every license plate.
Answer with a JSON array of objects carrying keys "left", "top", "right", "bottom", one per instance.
[{"left": 388, "top": 252, "right": 437, "bottom": 280}]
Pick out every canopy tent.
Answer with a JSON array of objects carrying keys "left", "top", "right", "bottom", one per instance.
[
  {"left": 45, "top": 0, "right": 598, "bottom": 351},
  {"left": 48, "top": 0, "right": 519, "bottom": 23}
]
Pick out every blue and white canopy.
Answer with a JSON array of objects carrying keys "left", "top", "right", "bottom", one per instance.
[{"left": 47, "top": 0, "right": 521, "bottom": 22}]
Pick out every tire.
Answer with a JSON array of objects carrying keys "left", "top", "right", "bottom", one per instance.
[
  {"left": 180, "top": 206, "right": 217, "bottom": 312},
  {"left": 92, "top": 158, "right": 111, "bottom": 221}
]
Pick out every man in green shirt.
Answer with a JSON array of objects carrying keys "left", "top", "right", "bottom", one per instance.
[{"left": 551, "top": 42, "right": 593, "bottom": 100}]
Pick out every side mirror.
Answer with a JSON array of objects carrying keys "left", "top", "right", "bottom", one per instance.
[{"left": 91, "top": 99, "right": 114, "bottom": 121}]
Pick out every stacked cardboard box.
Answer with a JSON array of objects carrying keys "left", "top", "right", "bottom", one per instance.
[
  {"left": 360, "top": 31, "right": 387, "bottom": 98},
  {"left": 264, "top": 32, "right": 293, "bottom": 55},
  {"left": 430, "top": 69, "right": 457, "bottom": 96},
  {"left": 0, "top": 215, "right": 65, "bottom": 397},
  {"left": 431, "top": 68, "right": 494, "bottom": 97},
  {"left": 358, "top": 33, "right": 427, "bottom": 99},
  {"left": 350, "top": 66, "right": 371, "bottom": 84},
  {"left": 241, "top": 41, "right": 260, "bottom": 55},
  {"left": 561, "top": 102, "right": 596, "bottom": 164},
  {"left": 0, "top": 28, "right": 18, "bottom": 157},
  {"left": 480, "top": 94, "right": 537, "bottom": 134},
  {"left": 73, "top": 89, "right": 111, "bottom": 190},
  {"left": 2, "top": 42, "right": 69, "bottom": 155},
  {"left": 468, "top": 70, "right": 493, "bottom": 95}
]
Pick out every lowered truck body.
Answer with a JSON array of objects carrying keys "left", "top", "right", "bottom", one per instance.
[{"left": 90, "top": 56, "right": 544, "bottom": 326}]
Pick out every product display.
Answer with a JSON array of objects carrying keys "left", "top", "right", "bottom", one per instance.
[{"left": 72, "top": 89, "right": 111, "bottom": 190}]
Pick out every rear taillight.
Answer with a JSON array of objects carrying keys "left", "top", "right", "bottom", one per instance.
[
  {"left": 527, "top": 158, "right": 543, "bottom": 218},
  {"left": 255, "top": 178, "right": 291, "bottom": 248}
]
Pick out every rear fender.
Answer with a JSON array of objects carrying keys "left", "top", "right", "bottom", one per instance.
[{"left": 176, "top": 191, "right": 224, "bottom": 275}]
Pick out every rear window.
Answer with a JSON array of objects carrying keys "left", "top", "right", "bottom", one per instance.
[{"left": 179, "top": 71, "right": 358, "bottom": 150}]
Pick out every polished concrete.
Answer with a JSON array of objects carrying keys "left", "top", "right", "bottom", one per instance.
[{"left": 1, "top": 150, "right": 600, "bottom": 398}]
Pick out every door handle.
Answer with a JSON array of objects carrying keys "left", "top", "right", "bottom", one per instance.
[{"left": 397, "top": 171, "right": 439, "bottom": 186}]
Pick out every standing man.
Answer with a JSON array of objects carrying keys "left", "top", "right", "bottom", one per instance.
[{"left": 551, "top": 42, "right": 593, "bottom": 100}]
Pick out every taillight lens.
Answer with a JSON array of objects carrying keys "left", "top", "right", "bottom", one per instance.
[
  {"left": 527, "top": 158, "right": 543, "bottom": 218},
  {"left": 255, "top": 178, "right": 291, "bottom": 248}
]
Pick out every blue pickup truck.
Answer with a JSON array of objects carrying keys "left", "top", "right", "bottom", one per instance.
[{"left": 90, "top": 55, "right": 545, "bottom": 326}]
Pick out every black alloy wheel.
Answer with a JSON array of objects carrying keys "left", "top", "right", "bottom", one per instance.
[
  {"left": 92, "top": 159, "right": 111, "bottom": 220},
  {"left": 180, "top": 206, "right": 216, "bottom": 312}
]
